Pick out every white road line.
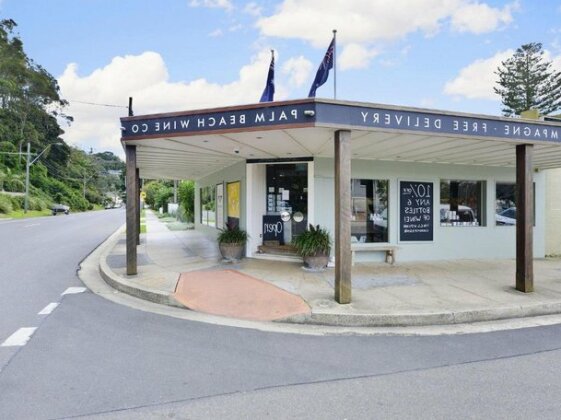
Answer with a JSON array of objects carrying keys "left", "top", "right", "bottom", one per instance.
[
  {"left": 1, "top": 328, "right": 37, "bottom": 347},
  {"left": 38, "top": 302, "right": 59, "bottom": 315},
  {"left": 24, "top": 223, "right": 40, "bottom": 228},
  {"left": 61, "top": 287, "right": 87, "bottom": 296}
]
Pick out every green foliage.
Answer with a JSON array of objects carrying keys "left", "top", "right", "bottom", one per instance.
[
  {"left": 143, "top": 180, "right": 173, "bottom": 212},
  {"left": 292, "top": 224, "right": 332, "bottom": 257},
  {"left": 178, "top": 180, "right": 195, "bottom": 222},
  {"left": 495, "top": 42, "right": 561, "bottom": 116},
  {"left": 0, "top": 193, "right": 13, "bottom": 213},
  {"left": 0, "top": 19, "right": 125, "bottom": 215},
  {"left": 217, "top": 223, "right": 248, "bottom": 244},
  {"left": 10, "top": 194, "right": 23, "bottom": 210}
]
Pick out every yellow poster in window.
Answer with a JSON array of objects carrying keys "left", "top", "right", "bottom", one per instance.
[{"left": 227, "top": 181, "right": 240, "bottom": 219}]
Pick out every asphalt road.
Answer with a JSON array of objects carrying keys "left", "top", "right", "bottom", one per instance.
[{"left": 1, "top": 210, "right": 561, "bottom": 419}]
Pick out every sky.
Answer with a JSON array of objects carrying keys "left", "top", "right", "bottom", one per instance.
[{"left": 1, "top": 0, "right": 561, "bottom": 158}]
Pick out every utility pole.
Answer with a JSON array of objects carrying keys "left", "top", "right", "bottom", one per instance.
[
  {"left": 24, "top": 142, "right": 62, "bottom": 213},
  {"left": 24, "top": 142, "right": 30, "bottom": 213}
]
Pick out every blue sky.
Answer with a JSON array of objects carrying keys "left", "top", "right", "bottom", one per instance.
[{"left": 1, "top": 0, "right": 560, "bottom": 156}]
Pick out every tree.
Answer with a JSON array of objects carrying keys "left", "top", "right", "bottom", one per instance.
[
  {"left": 494, "top": 43, "right": 561, "bottom": 116},
  {"left": 178, "top": 180, "right": 195, "bottom": 222}
]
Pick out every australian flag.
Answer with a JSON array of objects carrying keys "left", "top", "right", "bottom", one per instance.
[
  {"left": 308, "top": 36, "right": 335, "bottom": 97},
  {"left": 259, "top": 51, "right": 275, "bottom": 102}
]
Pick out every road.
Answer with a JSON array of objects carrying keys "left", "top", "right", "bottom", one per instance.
[{"left": 1, "top": 210, "right": 561, "bottom": 419}]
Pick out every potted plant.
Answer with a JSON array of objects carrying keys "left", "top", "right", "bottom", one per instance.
[
  {"left": 292, "top": 224, "right": 332, "bottom": 270},
  {"left": 217, "top": 222, "right": 248, "bottom": 262}
]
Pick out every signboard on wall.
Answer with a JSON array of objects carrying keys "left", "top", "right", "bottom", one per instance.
[
  {"left": 399, "top": 181, "right": 433, "bottom": 242},
  {"left": 216, "top": 183, "right": 224, "bottom": 230},
  {"left": 262, "top": 215, "right": 285, "bottom": 245},
  {"left": 227, "top": 181, "right": 240, "bottom": 229}
]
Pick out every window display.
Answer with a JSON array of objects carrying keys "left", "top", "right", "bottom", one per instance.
[
  {"left": 440, "top": 180, "right": 485, "bottom": 227},
  {"left": 351, "top": 179, "right": 389, "bottom": 243},
  {"left": 200, "top": 185, "right": 215, "bottom": 227}
]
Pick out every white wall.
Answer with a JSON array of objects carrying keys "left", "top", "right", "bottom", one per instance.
[
  {"left": 314, "top": 157, "right": 546, "bottom": 262},
  {"left": 545, "top": 168, "right": 561, "bottom": 256},
  {"left": 246, "top": 164, "right": 267, "bottom": 256},
  {"left": 195, "top": 161, "right": 246, "bottom": 239}
]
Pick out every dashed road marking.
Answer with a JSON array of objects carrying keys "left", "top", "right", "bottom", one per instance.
[
  {"left": 61, "top": 287, "right": 87, "bottom": 296},
  {"left": 38, "top": 302, "right": 59, "bottom": 315},
  {"left": 1, "top": 328, "right": 37, "bottom": 347},
  {"left": 24, "top": 223, "right": 40, "bottom": 228}
]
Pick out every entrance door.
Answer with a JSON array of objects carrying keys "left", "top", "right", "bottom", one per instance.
[{"left": 263, "top": 163, "right": 308, "bottom": 247}]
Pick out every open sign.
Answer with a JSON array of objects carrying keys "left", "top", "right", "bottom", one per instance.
[{"left": 263, "top": 215, "right": 285, "bottom": 244}]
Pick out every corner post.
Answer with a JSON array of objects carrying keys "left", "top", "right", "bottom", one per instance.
[
  {"left": 136, "top": 168, "right": 140, "bottom": 246},
  {"left": 516, "top": 144, "right": 533, "bottom": 292},
  {"left": 126, "top": 145, "right": 138, "bottom": 275},
  {"left": 334, "top": 129, "right": 352, "bottom": 303}
]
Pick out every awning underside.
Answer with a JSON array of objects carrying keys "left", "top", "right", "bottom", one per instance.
[{"left": 125, "top": 126, "right": 561, "bottom": 180}]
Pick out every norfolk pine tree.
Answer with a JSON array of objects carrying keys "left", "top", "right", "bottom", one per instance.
[{"left": 494, "top": 43, "right": 561, "bottom": 116}]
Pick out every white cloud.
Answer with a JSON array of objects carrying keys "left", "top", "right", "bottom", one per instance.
[
  {"left": 257, "top": 0, "right": 518, "bottom": 48},
  {"left": 444, "top": 49, "right": 513, "bottom": 100},
  {"left": 209, "top": 28, "right": 223, "bottom": 37},
  {"left": 58, "top": 51, "right": 302, "bottom": 157},
  {"left": 189, "top": 0, "right": 233, "bottom": 11},
  {"left": 282, "top": 56, "right": 312, "bottom": 87},
  {"left": 450, "top": 1, "right": 517, "bottom": 34},
  {"left": 244, "top": 2, "right": 262, "bottom": 17},
  {"left": 445, "top": 48, "right": 561, "bottom": 101},
  {"left": 339, "top": 43, "right": 378, "bottom": 70}
]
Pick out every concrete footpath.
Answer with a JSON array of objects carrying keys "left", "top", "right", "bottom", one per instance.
[{"left": 96, "top": 210, "right": 561, "bottom": 329}]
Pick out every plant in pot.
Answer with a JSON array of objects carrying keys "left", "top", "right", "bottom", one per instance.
[
  {"left": 292, "top": 224, "right": 332, "bottom": 271},
  {"left": 217, "top": 222, "right": 248, "bottom": 262}
]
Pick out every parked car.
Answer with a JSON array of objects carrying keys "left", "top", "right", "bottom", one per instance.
[
  {"left": 51, "top": 204, "right": 70, "bottom": 215},
  {"left": 496, "top": 207, "right": 516, "bottom": 225}
]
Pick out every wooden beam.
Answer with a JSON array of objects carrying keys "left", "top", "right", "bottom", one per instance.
[
  {"left": 334, "top": 130, "right": 352, "bottom": 303},
  {"left": 136, "top": 168, "right": 140, "bottom": 246},
  {"left": 516, "top": 144, "right": 533, "bottom": 292},
  {"left": 126, "top": 145, "right": 138, "bottom": 275}
]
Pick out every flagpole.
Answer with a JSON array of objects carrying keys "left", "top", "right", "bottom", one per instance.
[{"left": 333, "top": 29, "right": 337, "bottom": 100}]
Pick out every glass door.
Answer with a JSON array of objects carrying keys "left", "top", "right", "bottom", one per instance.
[{"left": 263, "top": 163, "right": 308, "bottom": 246}]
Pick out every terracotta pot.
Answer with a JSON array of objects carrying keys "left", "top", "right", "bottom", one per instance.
[
  {"left": 219, "top": 242, "right": 245, "bottom": 261},
  {"left": 303, "top": 254, "right": 329, "bottom": 271}
]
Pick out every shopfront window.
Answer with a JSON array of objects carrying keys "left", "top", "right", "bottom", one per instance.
[
  {"left": 496, "top": 183, "right": 516, "bottom": 226},
  {"left": 200, "top": 185, "right": 216, "bottom": 227},
  {"left": 440, "top": 180, "right": 485, "bottom": 227},
  {"left": 495, "top": 182, "right": 535, "bottom": 226},
  {"left": 351, "top": 179, "right": 389, "bottom": 243}
]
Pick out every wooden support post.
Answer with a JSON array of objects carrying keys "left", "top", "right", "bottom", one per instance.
[
  {"left": 334, "top": 130, "right": 352, "bottom": 304},
  {"left": 516, "top": 144, "right": 533, "bottom": 292},
  {"left": 126, "top": 145, "right": 138, "bottom": 275},
  {"left": 136, "top": 168, "right": 140, "bottom": 246}
]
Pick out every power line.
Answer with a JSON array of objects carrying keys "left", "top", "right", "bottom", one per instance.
[{"left": 66, "top": 99, "right": 128, "bottom": 109}]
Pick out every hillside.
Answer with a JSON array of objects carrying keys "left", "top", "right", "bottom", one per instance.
[{"left": 0, "top": 19, "right": 124, "bottom": 216}]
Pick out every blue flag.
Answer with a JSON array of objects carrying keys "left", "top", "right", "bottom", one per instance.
[
  {"left": 259, "top": 51, "right": 275, "bottom": 102},
  {"left": 308, "top": 36, "right": 335, "bottom": 98}
]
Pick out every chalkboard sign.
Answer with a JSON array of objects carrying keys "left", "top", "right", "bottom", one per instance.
[
  {"left": 399, "top": 181, "right": 433, "bottom": 241},
  {"left": 263, "top": 215, "right": 285, "bottom": 244}
]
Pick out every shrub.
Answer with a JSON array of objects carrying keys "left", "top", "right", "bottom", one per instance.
[
  {"left": 10, "top": 195, "right": 23, "bottom": 211},
  {"left": 217, "top": 223, "right": 248, "bottom": 245},
  {"left": 28, "top": 196, "right": 47, "bottom": 211},
  {"left": 0, "top": 194, "right": 13, "bottom": 214},
  {"left": 292, "top": 224, "right": 332, "bottom": 257},
  {"left": 4, "top": 178, "right": 25, "bottom": 192}
]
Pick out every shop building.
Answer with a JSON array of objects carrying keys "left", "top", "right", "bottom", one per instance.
[{"left": 120, "top": 99, "right": 561, "bottom": 302}]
